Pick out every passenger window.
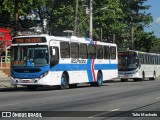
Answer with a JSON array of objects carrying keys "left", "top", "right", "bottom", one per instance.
[
  {"left": 96, "top": 45, "right": 103, "bottom": 59},
  {"left": 104, "top": 46, "right": 110, "bottom": 59},
  {"left": 60, "top": 42, "right": 70, "bottom": 58},
  {"left": 71, "top": 43, "right": 79, "bottom": 58},
  {"left": 88, "top": 45, "right": 96, "bottom": 59},
  {"left": 110, "top": 47, "right": 116, "bottom": 59},
  {"left": 80, "top": 44, "right": 87, "bottom": 59}
]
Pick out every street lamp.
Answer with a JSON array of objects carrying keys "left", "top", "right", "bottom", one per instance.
[{"left": 63, "top": 30, "right": 74, "bottom": 37}]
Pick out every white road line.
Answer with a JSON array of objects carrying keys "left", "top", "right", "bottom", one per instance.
[
  {"left": 110, "top": 108, "right": 120, "bottom": 111},
  {"left": 156, "top": 97, "right": 160, "bottom": 99},
  {"left": 88, "top": 108, "right": 120, "bottom": 118}
]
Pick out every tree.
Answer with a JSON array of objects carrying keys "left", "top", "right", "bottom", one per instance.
[
  {"left": 0, "top": 0, "right": 156, "bottom": 53},
  {"left": 1, "top": 0, "right": 46, "bottom": 36},
  {"left": 150, "top": 38, "right": 160, "bottom": 53},
  {"left": 120, "top": 0, "right": 153, "bottom": 50},
  {"left": 134, "top": 30, "right": 156, "bottom": 52},
  {"left": 92, "top": 0, "right": 126, "bottom": 42}
]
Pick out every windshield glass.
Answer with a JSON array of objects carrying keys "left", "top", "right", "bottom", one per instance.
[
  {"left": 11, "top": 45, "right": 49, "bottom": 67},
  {"left": 118, "top": 52, "right": 139, "bottom": 71}
]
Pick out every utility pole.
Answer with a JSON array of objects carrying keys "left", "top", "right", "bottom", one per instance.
[
  {"left": 89, "top": 0, "right": 93, "bottom": 41},
  {"left": 131, "top": 16, "right": 134, "bottom": 50},
  {"left": 15, "top": 0, "right": 20, "bottom": 36},
  {"left": 74, "top": 0, "right": 78, "bottom": 36},
  {"left": 100, "top": 28, "right": 102, "bottom": 41},
  {"left": 113, "top": 34, "right": 115, "bottom": 43},
  {"left": 113, "top": 10, "right": 115, "bottom": 43}
]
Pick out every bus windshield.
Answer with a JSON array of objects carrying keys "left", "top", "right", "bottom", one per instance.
[
  {"left": 11, "top": 45, "right": 49, "bottom": 67},
  {"left": 118, "top": 52, "right": 139, "bottom": 71}
]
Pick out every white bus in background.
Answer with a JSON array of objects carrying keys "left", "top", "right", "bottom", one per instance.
[
  {"left": 10, "top": 35, "right": 118, "bottom": 90},
  {"left": 118, "top": 50, "right": 160, "bottom": 82}
]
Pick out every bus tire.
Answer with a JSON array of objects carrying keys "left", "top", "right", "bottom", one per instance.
[
  {"left": 60, "top": 73, "right": 69, "bottom": 89},
  {"left": 140, "top": 72, "right": 145, "bottom": 81},
  {"left": 27, "top": 85, "right": 38, "bottom": 91},
  {"left": 90, "top": 72, "right": 103, "bottom": 87},
  {"left": 149, "top": 72, "right": 156, "bottom": 80},
  {"left": 96, "top": 72, "right": 103, "bottom": 87}
]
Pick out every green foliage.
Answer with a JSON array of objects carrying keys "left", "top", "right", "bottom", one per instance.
[
  {"left": 0, "top": 0, "right": 159, "bottom": 52},
  {"left": 150, "top": 38, "right": 160, "bottom": 53},
  {"left": 134, "top": 31, "right": 156, "bottom": 52}
]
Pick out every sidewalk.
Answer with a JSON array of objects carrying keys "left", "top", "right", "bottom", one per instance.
[{"left": 0, "top": 79, "right": 12, "bottom": 88}]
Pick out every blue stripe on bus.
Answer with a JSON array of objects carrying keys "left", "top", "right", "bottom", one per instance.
[
  {"left": 51, "top": 62, "right": 117, "bottom": 82},
  {"left": 13, "top": 62, "right": 117, "bottom": 81},
  {"left": 51, "top": 63, "right": 117, "bottom": 71},
  {"left": 87, "top": 59, "right": 93, "bottom": 82}
]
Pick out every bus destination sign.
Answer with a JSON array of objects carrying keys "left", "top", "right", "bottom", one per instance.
[
  {"left": 12, "top": 37, "right": 46, "bottom": 44},
  {"left": 118, "top": 52, "right": 136, "bottom": 56}
]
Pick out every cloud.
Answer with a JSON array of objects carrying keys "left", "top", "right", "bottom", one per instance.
[{"left": 155, "top": 18, "right": 160, "bottom": 24}]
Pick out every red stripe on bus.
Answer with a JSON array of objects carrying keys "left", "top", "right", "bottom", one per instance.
[
  {"left": 91, "top": 42, "right": 97, "bottom": 82},
  {"left": 92, "top": 59, "right": 96, "bottom": 82}
]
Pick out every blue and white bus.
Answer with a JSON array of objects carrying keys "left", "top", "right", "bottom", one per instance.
[
  {"left": 118, "top": 50, "right": 160, "bottom": 82},
  {"left": 10, "top": 35, "right": 118, "bottom": 90}
]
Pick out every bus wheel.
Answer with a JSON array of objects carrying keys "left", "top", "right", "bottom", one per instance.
[
  {"left": 149, "top": 72, "right": 156, "bottom": 80},
  {"left": 140, "top": 72, "right": 145, "bottom": 81},
  {"left": 60, "top": 73, "right": 69, "bottom": 89},
  {"left": 27, "top": 86, "right": 38, "bottom": 91},
  {"left": 96, "top": 72, "right": 103, "bottom": 86}
]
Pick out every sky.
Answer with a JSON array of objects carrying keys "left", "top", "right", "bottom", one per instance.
[{"left": 144, "top": 0, "right": 160, "bottom": 38}]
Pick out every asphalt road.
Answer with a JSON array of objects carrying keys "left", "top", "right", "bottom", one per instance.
[{"left": 0, "top": 78, "right": 160, "bottom": 120}]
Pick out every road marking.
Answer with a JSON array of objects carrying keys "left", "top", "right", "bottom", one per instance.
[
  {"left": 110, "top": 108, "right": 119, "bottom": 111},
  {"left": 88, "top": 108, "right": 120, "bottom": 118},
  {"left": 88, "top": 111, "right": 110, "bottom": 118},
  {"left": 156, "top": 97, "right": 160, "bottom": 99}
]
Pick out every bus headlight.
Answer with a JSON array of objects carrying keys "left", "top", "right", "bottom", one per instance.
[{"left": 39, "top": 71, "right": 49, "bottom": 78}]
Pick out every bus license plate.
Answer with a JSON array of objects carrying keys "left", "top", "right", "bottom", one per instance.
[
  {"left": 124, "top": 75, "right": 128, "bottom": 78},
  {"left": 23, "top": 80, "right": 31, "bottom": 83}
]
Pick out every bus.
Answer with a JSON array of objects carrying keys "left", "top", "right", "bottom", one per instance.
[
  {"left": 10, "top": 35, "right": 118, "bottom": 90},
  {"left": 118, "top": 50, "right": 160, "bottom": 82}
]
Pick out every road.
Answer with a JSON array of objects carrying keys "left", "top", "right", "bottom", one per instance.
[{"left": 0, "top": 78, "right": 160, "bottom": 120}]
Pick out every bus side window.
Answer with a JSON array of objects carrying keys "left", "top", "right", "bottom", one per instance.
[
  {"left": 88, "top": 45, "right": 96, "bottom": 59},
  {"left": 103, "top": 46, "right": 110, "bottom": 59},
  {"left": 80, "top": 44, "right": 87, "bottom": 59},
  {"left": 50, "top": 47, "right": 59, "bottom": 67},
  {"left": 110, "top": 47, "right": 116, "bottom": 59},
  {"left": 96, "top": 45, "right": 103, "bottom": 59},
  {"left": 71, "top": 43, "right": 79, "bottom": 58},
  {"left": 60, "top": 42, "right": 70, "bottom": 58}
]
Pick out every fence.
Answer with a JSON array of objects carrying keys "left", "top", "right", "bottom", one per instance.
[{"left": 0, "top": 56, "right": 10, "bottom": 68}]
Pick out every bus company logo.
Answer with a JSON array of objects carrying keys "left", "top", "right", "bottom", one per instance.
[
  {"left": 71, "top": 59, "right": 87, "bottom": 64},
  {"left": 2, "top": 112, "right": 11, "bottom": 117}
]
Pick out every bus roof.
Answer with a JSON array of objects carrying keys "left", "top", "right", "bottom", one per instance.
[
  {"left": 12, "top": 34, "right": 117, "bottom": 46},
  {"left": 118, "top": 50, "right": 160, "bottom": 56}
]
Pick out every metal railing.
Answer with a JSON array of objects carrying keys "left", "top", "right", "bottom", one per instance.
[{"left": 0, "top": 56, "right": 10, "bottom": 68}]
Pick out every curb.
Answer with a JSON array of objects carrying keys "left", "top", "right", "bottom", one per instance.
[{"left": 0, "top": 83, "right": 11, "bottom": 88}]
